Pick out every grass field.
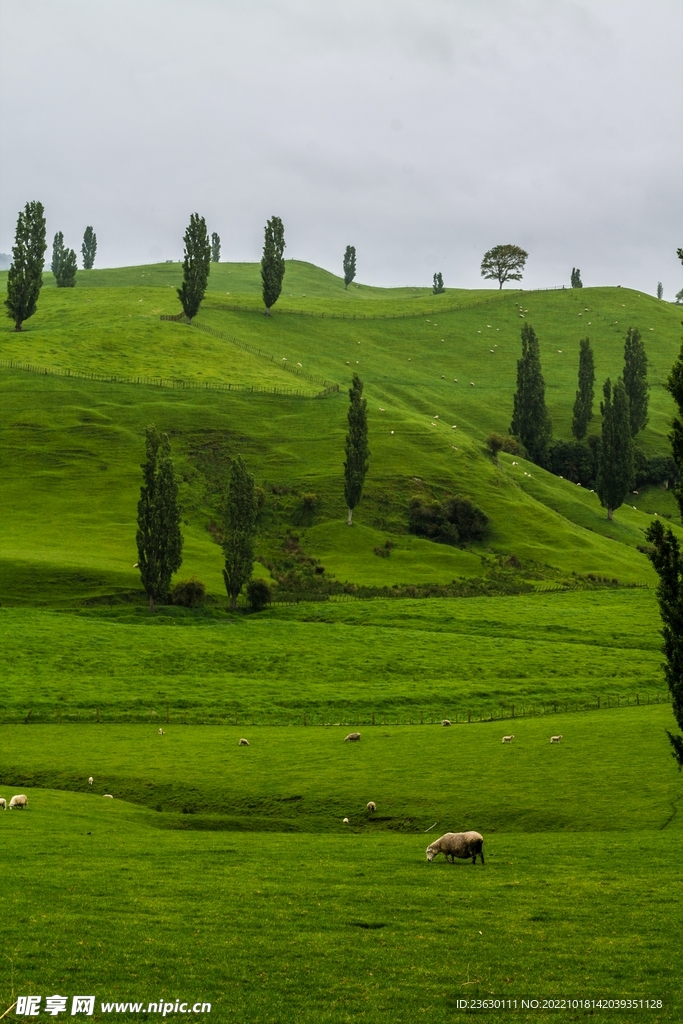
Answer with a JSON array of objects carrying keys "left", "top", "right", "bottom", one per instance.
[{"left": 1, "top": 261, "right": 681, "bottom": 1021}]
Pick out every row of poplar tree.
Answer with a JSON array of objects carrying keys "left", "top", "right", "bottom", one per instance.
[
  {"left": 135, "top": 373, "right": 369, "bottom": 612},
  {"left": 510, "top": 322, "right": 649, "bottom": 520}
]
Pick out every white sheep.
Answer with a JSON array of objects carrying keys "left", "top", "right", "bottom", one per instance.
[
  {"left": 344, "top": 732, "right": 361, "bottom": 742},
  {"left": 88, "top": 777, "right": 93, "bottom": 786},
  {"left": 158, "top": 728, "right": 165, "bottom": 735},
  {"left": 239, "top": 738, "right": 250, "bottom": 746},
  {"left": 441, "top": 719, "right": 452, "bottom": 727},
  {"left": 103, "top": 794, "right": 114, "bottom": 799},
  {"left": 9, "top": 794, "right": 28, "bottom": 810},
  {"left": 550, "top": 734, "right": 563, "bottom": 743},
  {"left": 426, "top": 831, "right": 485, "bottom": 865},
  {"left": 502, "top": 735, "right": 515, "bottom": 743},
  {"left": 343, "top": 817, "right": 349, "bottom": 824},
  {"left": 0, "top": 798, "right": 6, "bottom": 810},
  {"left": 366, "top": 801, "right": 376, "bottom": 813}
]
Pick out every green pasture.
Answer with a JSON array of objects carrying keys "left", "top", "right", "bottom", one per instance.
[{"left": 1, "top": 706, "right": 681, "bottom": 1022}]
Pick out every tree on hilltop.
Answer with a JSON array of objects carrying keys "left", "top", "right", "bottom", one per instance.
[
  {"left": 344, "top": 374, "right": 369, "bottom": 526},
  {"left": 343, "top": 245, "right": 356, "bottom": 289},
  {"left": 51, "top": 232, "right": 64, "bottom": 276},
  {"left": 596, "top": 377, "right": 633, "bottom": 520},
  {"left": 177, "top": 213, "right": 211, "bottom": 322},
  {"left": 136, "top": 425, "right": 183, "bottom": 611},
  {"left": 222, "top": 456, "right": 257, "bottom": 610},
  {"left": 5, "top": 201, "right": 47, "bottom": 331},
  {"left": 571, "top": 337, "right": 595, "bottom": 441},
  {"left": 623, "top": 327, "right": 649, "bottom": 436},
  {"left": 55, "top": 246, "right": 77, "bottom": 287},
  {"left": 481, "top": 244, "right": 528, "bottom": 289},
  {"left": 211, "top": 232, "right": 221, "bottom": 263},
  {"left": 510, "top": 323, "right": 552, "bottom": 466},
  {"left": 82, "top": 226, "right": 97, "bottom": 269},
  {"left": 571, "top": 267, "right": 583, "bottom": 288},
  {"left": 261, "top": 217, "right": 286, "bottom": 314},
  {"left": 432, "top": 272, "right": 445, "bottom": 294}
]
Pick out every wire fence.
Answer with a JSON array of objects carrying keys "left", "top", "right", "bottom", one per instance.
[
  {"left": 6, "top": 691, "right": 670, "bottom": 727},
  {"left": 0, "top": 358, "right": 336, "bottom": 399},
  {"left": 201, "top": 293, "right": 516, "bottom": 322}
]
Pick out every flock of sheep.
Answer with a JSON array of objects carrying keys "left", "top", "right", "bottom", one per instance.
[{"left": 0, "top": 794, "right": 28, "bottom": 810}]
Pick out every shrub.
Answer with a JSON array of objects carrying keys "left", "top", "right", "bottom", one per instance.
[
  {"left": 548, "top": 438, "right": 597, "bottom": 487},
  {"left": 169, "top": 578, "right": 206, "bottom": 608},
  {"left": 408, "top": 495, "right": 488, "bottom": 545},
  {"left": 485, "top": 433, "right": 527, "bottom": 458},
  {"left": 246, "top": 578, "right": 272, "bottom": 611}
]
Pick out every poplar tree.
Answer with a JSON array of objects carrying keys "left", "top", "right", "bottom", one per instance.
[
  {"left": 571, "top": 337, "right": 595, "bottom": 440},
  {"left": 344, "top": 374, "right": 369, "bottom": 525},
  {"left": 643, "top": 519, "right": 683, "bottom": 768},
  {"left": 51, "top": 232, "right": 64, "bottom": 275},
  {"left": 343, "top": 245, "right": 356, "bottom": 289},
  {"left": 222, "top": 456, "right": 257, "bottom": 610},
  {"left": 596, "top": 378, "right": 634, "bottom": 520},
  {"left": 623, "top": 327, "right": 649, "bottom": 436},
  {"left": 432, "top": 272, "right": 445, "bottom": 294},
  {"left": 261, "top": 216, "right": 286, "bottom": 314},
  {"left": 510, "top": 323, "right": 552, "bottom": 465},
  {"left": 211, "top": 232, "right": 221, "bottom": 263},
  {"left": 177, "top": 213, "right": 211, "bottom": 321},
  {"left": 82, "top": 226, "right": 97, "bottom": 269},
  {"left": 665, "top": 337, "right": 683, "bottom": 519},
  {"left": 571, "top": 267, "right": 583, "bottom": 288},
  {"left": 5, "top": 201, "right": 47, "bottom": 332},
  {"left": 136, "top": 425, "right": 183, "bottom": 611},
  {"left": 55, "top": 246, "right": 77, "bottom": 287}
]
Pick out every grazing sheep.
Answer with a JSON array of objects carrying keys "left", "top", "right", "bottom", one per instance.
[
  {"left": 103, "top": 794, "right": 114, "bottom": 799},
  {"left": 426, "top": 831, "right": 485, "bottom": 865},
  {"left": 9, "top": 794, "right": 28, "bottom": 810},
  {"left": 343, "top": 817, "right": 349, "bottom": 824},
  {"left": 441, "top": 719, "right": 452, "bottom": 727},
  {"left": 550, "top": 734, "right": 563, "bottom": 743},
  {"left": 367, "top": 801, "right": 376, "bottom": 813},
  {"left": 502, "top": 734, "right": 515, "bottom": 743},
  {"left": 158, "top": 728, "right": 165, "bottom": 735},
  {"left": 0, "top": 798, "right": 6, "bottom": 810},
  {"left": 88, "top": 777, "right": 93, "bottom": 787},
  {"left": 344, "top": 732, "right": 361, "bottom": 742},
  {"left": 238, "top": 738, "right": 250, "bottom": 746}
]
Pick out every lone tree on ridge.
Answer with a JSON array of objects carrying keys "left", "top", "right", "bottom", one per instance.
[
  {"left": 623, "top": 327, "right": 649, "bottom": 437},
  {"left": 5, "top": 201, "right": 47, "bottom": 331},
  {"left": 571, "top": 337, "right": 595, "bottom": 441},
  {"left": 571, "top": 267, "right": 583, "bottom": 288},
  {"left": 432, "top": 272, "right": 445, "bottom": 294},
  {"left": 222, "top": 456, "right": 258, "bottom": 610},
  {"left": 261, "top": 216, "right": 286, "bottom": 314},
  {"left": 177, "top": 213, "right": 211, "bottom": 321},
  {"left": 480, "top": 244, "right": 528, "bottom": 289},
  {"left": 211, "top": 232, "right": 221, "bottom": 263},
  {"left": 82, "top": 226, "right": 97, "bottom": 269},
  {"left": 344, "top": 373, "right": 369, "bottom": 526},
  {"left": 136, "top": 425, "right": 183, "bottom": 611},
  {"left": 510, "top": 322, "right": 552, "bottom": 466},
  {"left": 343, "top": 245, "right": 356, "bottom": 289},
  {"left": 595, "top": 378, "right": 633, "bottom": 521}
]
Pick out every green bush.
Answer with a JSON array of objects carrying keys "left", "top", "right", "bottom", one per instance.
[
  {"left": 169, "top": 578, "right": 206, "bottom": 608},
  {"left": 485, "top": 433, "right": 527, "bottom": 458},
  {"left": 408, "top": 495, "right": 488, "bottom": 545},
  {"left": 247, "top": 578, "right": 272, "bottom": 611}
]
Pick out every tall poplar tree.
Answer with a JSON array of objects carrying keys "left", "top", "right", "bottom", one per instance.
[
  {"left": 136, "top": 425, "right": 183, "bottom": 611},
  {"left": 344, "top": 374, "right": 369, "bottom": 525},
  {"left": 211, "top": 232, "right": 221, "bottom": 263},
  {"left": 177, "top": 213, "right": 211, "bottom": 321},
  {"left": 81, "top": 226, "right": 97, "bottom": 269},
  {"left": 222, "top": 456, "right": 257, "bottom": 610},
  {"left": 55, "top": 246, "right": 77, "bottom": 287},
  {"left": 510, "top": 323, "right": 552, "bottom": 465},
  {"left": 261, "top": 216, "right": 286, "bottom": 314},
  {"left": 571, "top": 337, "right": 595, "bottom": 440},
  {"left": 570, "top": 267, "right": 583, "bottom": 288},
  {"left": 51, "top": 232, "right": 64, "bottom": 275},
  {"left": 643, "top": 519, "right": 683, "bottom": 768},
  {"left": 596, "top": 378, "right": 634, "bottom": 520},
  {"left": 5, "top": 201, "right": 47, "bottom": 332},
  {"left": 623, "top": 327, "right": 649, "bottom": 436},
  {"left": 343, "top": 245, "right": 356, "bottom": 289},
  {"left": 666, "top": 336, "right": 683, "bottom": 519}
]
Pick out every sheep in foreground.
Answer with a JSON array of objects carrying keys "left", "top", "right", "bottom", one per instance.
[
  {"left": 343, "top": 817, "right": 349, "bottom": 824},
  {"left": 366, "top": 801, "right": 376, "bottom": 813},
  {"left": 239, "top": 738, "right": 250, "bottom": 746},
  {"left": 158, "top": 728, "right": 165, "bottom": 735},
  {"left": 9, "top": 795, "right": 28, "bottom": 810},
  {"left": 550, "top": 734, "right": 563, "bottom": 743},
  {"left": 441, "top": 719, "right": 451, "bottom": 727},
  {"left": 88, "top": 776, "right": 93, "bottom": 787},
  {"left": 0, "top": 798, "right": 6, "bottom": 810},
  {"left": 103, "top": 794, "right": 114, "bottom": 799},
  {"left": 344, "top": 732, "right": 361, "bottom": 742},
  {"left": 502, "top": 735, "right": 515, "bottom": 743},
  {"left": 426, "top": 831, "right": 484, "bottom": 864}
]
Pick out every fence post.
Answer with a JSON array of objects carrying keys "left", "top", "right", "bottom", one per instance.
[{"left": 372, "top": 712, "right": 375, "bottom": 725}]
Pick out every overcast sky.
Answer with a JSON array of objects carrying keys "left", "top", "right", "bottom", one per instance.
[{"left": 1, "top": 0, "right": 681, "bottom": 294}]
